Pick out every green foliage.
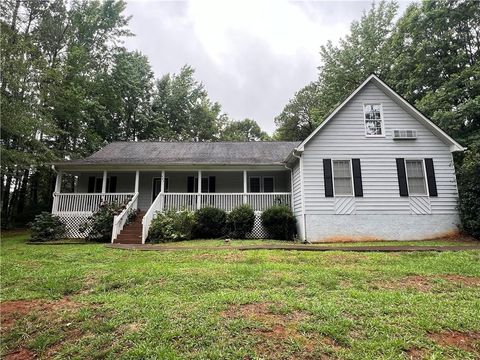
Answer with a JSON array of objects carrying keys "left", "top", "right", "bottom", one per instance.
[
  {"left": 457, "top": 145, "right": 480, "bottom": 239},
  {"left": 220, "top": 119, "right": 270, "bottom": 141},
  {"left": 147, "top": 210, "right": 196, "bottom": 243},
  {"left": 82, "top": 202, "right": 125, "bottom": 242},
  {"left": 274, "top": 1, "right": 398, "bottom": 140},
  {"left": 194, "top": 207, "right": 227, "bottom": 238},
  {"left": 227, "top": 205, "right": 255, "bottom": 239},
  {"left": 29, "top": 212, "right": 66, "bottom": 242},
  {"left": 150, "top": 65, "right": 226, "bottom": 141},
  {"left": 261, "top": 205, "right": 296, "bottom": 240}
]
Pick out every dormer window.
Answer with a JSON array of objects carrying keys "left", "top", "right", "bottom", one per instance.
[{"left": 363, "top": 104, "right": 384, "bottom": 136}]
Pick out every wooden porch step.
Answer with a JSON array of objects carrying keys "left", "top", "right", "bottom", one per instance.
[{"left": 113, "top": 211, "right": 145, "bottom": 244}]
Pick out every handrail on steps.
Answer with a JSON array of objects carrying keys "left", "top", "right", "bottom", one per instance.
[{"left": 111, "top": 193, "right": 139, "bottom": 243}]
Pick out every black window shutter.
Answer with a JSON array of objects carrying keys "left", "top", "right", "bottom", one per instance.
[
  {"left": 424, "top": 158, "right": 438, "bottom": 197},
  {"left": 352, "top": 159, "right": 363, "bottom": 197},
  {"left": 164, "top": 178, "right": 169, "bottom": 193},
  {"left": 396, "top": 158, "right": 409, "bottom": 196},
  {"left": 109, "top": 176, "right": 117, "bottom": 193},
  {"left": 323, "top": 159, "right": 334, "bottom": 197},
  {"left": 209, "top": 176, "right": 216, "bottom": 193},
  {"left": 87, "top": 176, "right": 95, "bottom": 193},
  {"left": 187, "top": 176, "right": 195, "bottom": 193}
]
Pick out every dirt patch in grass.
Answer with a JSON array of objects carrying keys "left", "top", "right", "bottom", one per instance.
[
  {"left": 374, "top": 275, "right": 480, "bottom": 292},
  {"left": 222, "top": 303, "right": 340, "bottom": 359},
  {"left": 1, "top": 298, "right": 84, "bottom": 358},
  {"left": 404, "top": 347, "right": 428, "bottom": 360},
  {"left": 3, "top": 347, "right": 36, "bottom": 360},
  {"left": 1, "top": 298, "right": 78, "bottom": 331},
  {"left": 429, "top": 331, "right": 480, "bottom": 354}
]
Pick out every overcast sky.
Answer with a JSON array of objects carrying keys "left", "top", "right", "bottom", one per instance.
[{"left": 124, "top": 0, "right": 412, "bottom": 134}]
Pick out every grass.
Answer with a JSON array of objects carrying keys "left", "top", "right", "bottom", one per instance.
[{"left": 1, "top": 231, "right": 480, "bottom": 359}]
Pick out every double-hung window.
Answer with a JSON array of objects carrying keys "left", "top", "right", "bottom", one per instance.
[
  {"left": 332, "top": 160, "right": 353, "bottom": 196},
  {"left": 363, "top": 104, "right": 384, "bottom": 136},
  {"left": 249, "top": 176, "right": 274, "bottom": 193},
  {"left": 405, "top": 160, "right": 427, "bottom": 195}
]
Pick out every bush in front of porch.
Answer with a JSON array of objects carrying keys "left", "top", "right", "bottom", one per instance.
[
  {"left": 148, "top": 210, "right": 196, "bottom": 243},
  {"left": 194, "top": 207, "right": 227, "bottom": 238},
  {"left": 29, "top": 212, "right": 66, "bottom": 242},
  {"left": 261, "top": 205, "right": 297, "bottom": 240},
  {"left": 226, "top": 204, "right": 255, "bottom": 239}
]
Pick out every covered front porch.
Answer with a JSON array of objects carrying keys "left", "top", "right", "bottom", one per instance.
[{"left": 51, "top": 167, "right": 292, "bottom": 241}]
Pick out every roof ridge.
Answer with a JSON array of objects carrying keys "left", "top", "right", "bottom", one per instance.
[{"left": 107, "top": 140, "right": 300, "bottom": 144}]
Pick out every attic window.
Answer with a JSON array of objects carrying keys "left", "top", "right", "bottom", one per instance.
[{"left": 363, "top": 104, "right": 384, "bottom": 136}]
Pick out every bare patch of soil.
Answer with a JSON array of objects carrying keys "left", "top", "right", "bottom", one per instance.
[
  {"left": 4, "top": 347, "right": 36, "bottom": 360},
  {"left": 429, "top": 331, "right": 480, "bottom": 354},
  {"left": 405, "top": 347, "right": 427, "bottom": 360},
  {"left": 1, "top": 298, "right": 83, "bottom": 358},
  {"left": 1, "top": 298, "right": 79, "bottom": 331},
  {"left": 221, "top": 303, "right": 340, "bottom": 359},
  {"left": 374, "top": 275, "right": 480, "bottom": 292},
  {"left": 438, "top": 275, "right": 480, "bottom": 287}
]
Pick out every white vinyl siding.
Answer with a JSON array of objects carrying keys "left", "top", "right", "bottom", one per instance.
[
  {"left": 405, "top": 160, "right": 427, "bottom": 195},
  {"left": 292, "top": 163, "right": 303, "bottom": 217},
  {"left": 301, "top": 81, "right": 459, "bottom": 216},
  {"left": 332, "top": 160, "right": 353, "bottom": 196}
]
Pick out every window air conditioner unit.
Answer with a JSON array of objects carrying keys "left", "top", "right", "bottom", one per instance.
[{"left": 393, "top": 129, "right": 417, "bottom": 140}]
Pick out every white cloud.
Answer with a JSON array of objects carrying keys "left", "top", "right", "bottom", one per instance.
[{"left": 124, "top": 0, "right": 411, "bottom": 133}]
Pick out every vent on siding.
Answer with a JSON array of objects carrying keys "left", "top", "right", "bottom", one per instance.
[{"left": 393, "top": 129, "right": 417, "bottom": 140}]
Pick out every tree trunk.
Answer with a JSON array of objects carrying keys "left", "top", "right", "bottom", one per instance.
[{"left": 16, "top": 169, "right": 30, "bottom": 214}]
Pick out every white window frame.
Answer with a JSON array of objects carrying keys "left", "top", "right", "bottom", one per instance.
[
  {"left": 332, "top": 159, "right": 354, "bottom": 197},
  {"left": 262, "top": 176, "right": 275, "bottom": 193},
  {"left": 248, "top": 176, "right": 275, "bottom": 193},
  {"left": 363, "top": 103, "right": 385, "bottom": 137},
  {"left": 404, "top": 159, "right": 428, "bottom": 196}
]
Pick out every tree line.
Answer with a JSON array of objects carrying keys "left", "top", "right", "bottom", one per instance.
[
  {"left": 273, "top": 0, "right": 479, "bottom": 237},
  {"left": 1, "top": 0, "right": 268, "bottom": 227}
]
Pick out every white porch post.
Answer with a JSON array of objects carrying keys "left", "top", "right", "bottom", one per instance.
[
  {"left": 134, "top": 171, "right": 140, "bottom": 193},
  {"left": 243, "top": 170, "right": 247, "bottom": 204},
  {"left": 101, "top": 171, "right": 107, "bottom": 193},
  {"left": 52, "top": 171, "right": 63, "bottom": 212},
  {"left": 54, "top": 171, "right": 63, "bottom": 193},
  {"left": 197, "top": 170, "right": 202, "bottom": 209},
  {"left": 160, "top": 170, "right": 165, "bottom": 211}
]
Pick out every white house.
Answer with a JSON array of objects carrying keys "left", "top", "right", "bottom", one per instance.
[{"left": 52, "top": 74, "right": 464, "bottom": 243}]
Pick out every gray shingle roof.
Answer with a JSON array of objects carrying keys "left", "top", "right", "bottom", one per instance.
[{"left": 58, "top": 141, "right": 300, "bottom": 166}]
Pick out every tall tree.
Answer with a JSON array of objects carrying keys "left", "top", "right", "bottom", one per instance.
[
  {"left": 150, "top": 65, "right": 225, "bottom": 141},
  {"left": 274, "top": 1, "right": 398, "bottom": 140},
  {"left": 220, "top": 119, "right": 270, "bottom": 141}
]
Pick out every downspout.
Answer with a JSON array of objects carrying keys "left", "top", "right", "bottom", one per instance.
[{"left": 291, "top": 149, "right": 310, "bottom": 244}]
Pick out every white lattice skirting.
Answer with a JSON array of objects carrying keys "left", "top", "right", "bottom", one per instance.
[
  {"left": 57, "top": 212, "right": 92, "bottom": 238},
  {"left": 245, "top": 212, "right": 270, "bottom": 239},
  {"left": 58, "top": 211, "right": 271, "bottom": 239}
]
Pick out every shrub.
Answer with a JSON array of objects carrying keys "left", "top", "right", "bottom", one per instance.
[
  {"left": 261, "top": 205, "right": 297, "bottom": 240},
  {"left": 148, "top": 210, "right": 196, "bottom": 243},
  {"left": 29, "top": 212, "right": 66, "bottom": 242},
  {"left": 81, "top": 201, "right": 125, "bottom": 242},
  {"left": 227, "top": 204, "right": 255, "bottom": 239},
  {"left": 457, "top": 148, "right": 480, "bottom": 239},
  {"left": 194, "top": 207, "right": 227, "bottom": 238}
]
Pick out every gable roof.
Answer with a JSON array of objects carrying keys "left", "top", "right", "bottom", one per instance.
[
  {"left": 295, "top": 74, "right": 465, "bottom": 153},
  {"left": 57, "top": 141, "right": 300, "bottom": 167}
]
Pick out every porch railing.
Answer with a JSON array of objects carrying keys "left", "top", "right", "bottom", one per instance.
[
  {"left": 111, "top": 193, "right": 139, "bottom": 243},
  {"left": 52, "top": 193, "right": 135, "bottom": 214}
]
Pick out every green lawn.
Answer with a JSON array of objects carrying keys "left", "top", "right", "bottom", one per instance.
[{"left": 1, "top": 232, "right": 479, "bottom": 359}]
